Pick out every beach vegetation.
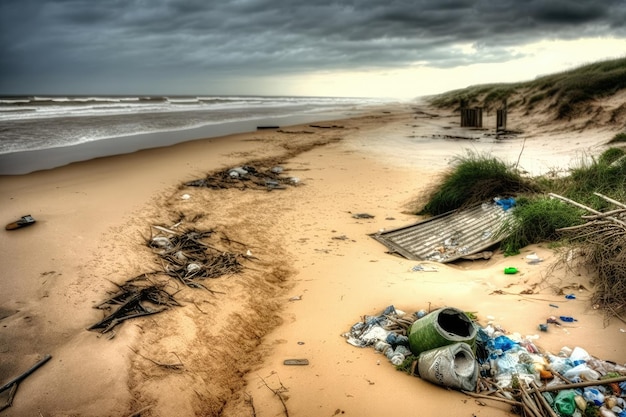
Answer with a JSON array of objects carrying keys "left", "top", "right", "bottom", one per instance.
[
  {"left": 499, "top": 196, "right": 584, "bottom": 256},
  {"left": 418, "top": 151, "right": 539, "bottom": 216},
  {"left": 546, "top": 148, "right": 626, "bottom": 208},
  {"left": 609, "top": 132, "right": 626, "bottom": 143},
  {"left": 418, "top": 147, "right": 626, "bottom": 255},
  {"left": 428, "top": 57, "right": 626, "bottom": 120}
]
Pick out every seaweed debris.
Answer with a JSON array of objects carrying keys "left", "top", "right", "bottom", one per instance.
[
  {"left": 184, "top": 164, "right": 300, "bottom": 191},
  {"left": 89, "top": 225, "right": 248, "bottom": 334}
]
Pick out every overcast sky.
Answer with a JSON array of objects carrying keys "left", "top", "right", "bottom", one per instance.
[{"left": 1, "top": 0, "right": 625, "bottom": 98}]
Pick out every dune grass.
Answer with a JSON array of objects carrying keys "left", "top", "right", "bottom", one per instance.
[
  {"left": 417, "top": 148, "right": 626, "bottom": 255},
  {"left": 609, "top": 132, "right": 626, "bottom": 143},
  {"left": 428, "top": 57, "right": 626, "bottom": 119},
  {"left": 418, "top": 151, "right": 539, "bottom": 216}
]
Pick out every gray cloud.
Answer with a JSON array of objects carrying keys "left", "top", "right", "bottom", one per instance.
[{"left": 1, "top": 0, "right": 624, "bottom": 94}]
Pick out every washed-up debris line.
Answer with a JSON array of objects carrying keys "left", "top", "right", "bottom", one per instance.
[
  {"left": 184, "top": 164, "right": 300, "bottom": 191},
  {"left": 551, "top": 192, "right": 626, "bottom": 321},
  {"left": 149, "top": 225, "right": 244, "bottom": 287},
  {"left": 89, "top": 225, "right": 248, "bottom": 334},
  {"left": 344, "top": 305, "right": 626, "bottom": 417}
]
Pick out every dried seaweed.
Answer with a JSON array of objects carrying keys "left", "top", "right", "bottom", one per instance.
[
  {"left": 184, "top": 164, "right": 299, "bottom": 191},
  {"left": 90, "top": 226, "right": 247, "bottom": 333}
]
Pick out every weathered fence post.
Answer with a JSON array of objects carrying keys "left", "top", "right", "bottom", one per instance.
[
  {"left": 496, "top": 100, "right": 507, "bottom": 131},
  {"left": 460, "top": 99, "right": 483, "bottom": 128}
]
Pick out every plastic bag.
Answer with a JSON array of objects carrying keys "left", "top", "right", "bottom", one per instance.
[
  {"left": 583, "top": 387, "right": 605, "bottom": 406},
  {"left": 555, "top": 390, "right": 577, "bottom": 416},
  {"left": 547, "top": 354, "right": 574, "bottom": 374},
  {"left": 493, "top": 335, "right": 517, "bottom": 352},
  {"left": 563, "top": 364, "right": 600, "bottom": 382}
]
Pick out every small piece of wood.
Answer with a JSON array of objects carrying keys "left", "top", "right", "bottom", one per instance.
[
  {"left": 538, "top": 375, "right": 626, "bottom": 392},
  {"left": 0, "top": 354, "right": 52, "bottom": 393},
  {"left": 549, "top": 193, "right": 626, "bottom": 227},
  {"left": 461, "top": 391, "right": 523, "bottom": 407},
  {"left": 594, "top": 192, "right": 626, "bottom": 209},
  {"left": 530, "top": 381, "right": 559, "bottom": 417}
]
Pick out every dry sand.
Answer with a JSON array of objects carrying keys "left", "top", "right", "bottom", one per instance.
[{"left": 1, "top": 102, "right": 625, "bottom": 417}]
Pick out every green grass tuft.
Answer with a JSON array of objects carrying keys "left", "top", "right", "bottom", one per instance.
[
  {"left": 500, "top": 197, "right": 584, "bottom": 256},
  {"left": 418, "top": 151, "right": 538, "bottom": 216},
  {"left": 609, "top": 132, "right": 626, "bottom": 143}
]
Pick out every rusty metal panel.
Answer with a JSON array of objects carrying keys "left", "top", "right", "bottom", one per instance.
[{"left": 370, "top": 203, "right": 514, "bottom": 262}]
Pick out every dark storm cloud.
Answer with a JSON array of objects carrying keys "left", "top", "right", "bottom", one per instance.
[{"left": 1, "top": 0, "right": 624, "bottom": 93}]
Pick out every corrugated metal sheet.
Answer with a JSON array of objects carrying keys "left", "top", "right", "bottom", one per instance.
[{"left": 370, "top": 203, "right": 514, "bottom": 262}]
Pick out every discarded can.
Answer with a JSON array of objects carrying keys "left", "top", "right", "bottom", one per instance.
[
  {"left": 504, "top": 267, "right": 518, "bottom": 274},
  {"left": 417, "top": 342, "right": 478, "bottom": 391}
]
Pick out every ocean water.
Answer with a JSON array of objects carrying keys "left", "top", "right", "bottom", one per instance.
[{"left": 0, "top": 95, "right": 386, "bottom": 154}]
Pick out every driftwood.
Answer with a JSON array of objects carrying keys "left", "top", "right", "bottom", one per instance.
[
  {"left": 89, "top": 286, "right": 173, "bottom": 333},
  {"left": 90, "top": 226, "right": 247, "bottom": 333},
  {"left": 549, "top": 193, "right": 626, "bottom": 227},
  {"left": 550, "top": 192, "right": 626, "bottom": 320},
  {"left": 0, "top": 354, "right": 52, "bottom": 393},
  {"left": 0, "top": 354, "right": 52, "bottom": 411},
  {"left": 538, "top": 375, "right": 626, "bottom": 392}
]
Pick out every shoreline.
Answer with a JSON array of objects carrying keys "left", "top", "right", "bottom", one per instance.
[
  {"left": 1, "top": 103, "right": 624, "bottom": 416},
  {"left": 0, "top": 109, "right": 370, "bottom": 175}
]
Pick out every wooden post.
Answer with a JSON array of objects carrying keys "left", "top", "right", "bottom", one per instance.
[{"left": 497, "top": 99, "right": 507, "bottom": 131}]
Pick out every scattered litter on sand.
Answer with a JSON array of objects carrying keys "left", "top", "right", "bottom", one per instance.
[{"left": 344, "top": 305, "right": 626, "bottom": 416}]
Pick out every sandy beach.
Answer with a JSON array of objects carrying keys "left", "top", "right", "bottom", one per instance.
[{"left": 1, "top": 102, "right": 625, "bottom": 417}]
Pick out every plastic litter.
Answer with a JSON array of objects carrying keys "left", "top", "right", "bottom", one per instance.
[
  {"left": 408, "top": 307, "right": 477, "bottom": 355},
  {"left": 526, "top": 253, "right": 543, "bottom": 264},
  {"left": 417, "top": 342, "right": 478, "bottom": 391},
  {"left": 583, "top": 387, "right": 605, "bottom": 406},
  {"left": 560, "top": 316, "right": 578, "bottom": 322},
  {"left": 563, "top": 363, "right": 601, "bottom": 382},
  {"left": 555, "top": 390, "right": 577, "bottom": 416},
  {"left": 495, "top": 197, "right": 516, "bottom": 211},
  {"left": 565, "top": 294, "right": 577, "bottom": 300},
  {"left": 504, "top": 267, "right": 518, "bottom": 274}
]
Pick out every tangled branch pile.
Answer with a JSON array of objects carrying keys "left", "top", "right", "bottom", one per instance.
[
  {"left": 89, "top": 274, "right": 180, "bottom": 333},
  {"left": 89, "top": 225, "right": 247, "bottom": 334},
  {"left": 149, "top": 225, "right": 245, "bottom": 290},
  {"left": 552, "top": 192, "right": 626, "bottom": 321}
]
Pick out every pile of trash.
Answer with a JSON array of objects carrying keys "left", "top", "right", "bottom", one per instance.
[
  {"left": 184, "top": 164, "right": 300, "bottom": 191},
  {"left": 343, "top": 305, "right": 626, "bottom": 416}
]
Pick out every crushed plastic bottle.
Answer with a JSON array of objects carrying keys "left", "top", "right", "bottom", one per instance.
[{"left": 390, "top": 353, "right": 405, "bottom": 366}]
